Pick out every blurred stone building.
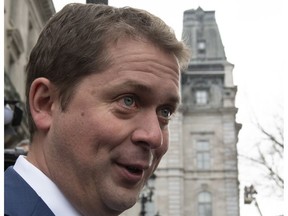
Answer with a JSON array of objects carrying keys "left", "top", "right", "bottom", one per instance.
[
  {"left": 122, "top": 7, "right": 241, "bottom": 216},
  {"left": 4, "top": 2, "right": 240, "bottom": 215},
  {"left": 4, "top": 0, "right": 55, "bottom": 167}
]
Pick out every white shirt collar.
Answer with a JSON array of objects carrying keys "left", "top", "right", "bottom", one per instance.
[{"left": 14, "top": 155, "right": 81, "bottom": 216}]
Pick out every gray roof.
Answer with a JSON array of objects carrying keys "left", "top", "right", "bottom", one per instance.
[{"left": 182, "top": 7, "right": 227, "bottom": 62}]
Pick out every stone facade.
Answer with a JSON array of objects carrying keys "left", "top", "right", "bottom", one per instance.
[
  {"left": 122, "top": 7, "right": 241, "bottom": 216},
  {"left": 4, "top": 2, "right": 240, "bottom": 215},
  {"left": 4, "top": 0, "right": 55, "bottom": 148}
]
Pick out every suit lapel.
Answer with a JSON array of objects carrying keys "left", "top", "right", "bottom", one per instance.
[{"left": 4, "top": 167, "right": 55, "bottom": 216}]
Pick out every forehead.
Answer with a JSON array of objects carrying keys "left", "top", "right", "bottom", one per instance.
[
  {"left": 107, "top": 38, "right": 180, "bottom": 83},
  {"left": 83, "top": 38, "right": 181, "bottom": 105}
]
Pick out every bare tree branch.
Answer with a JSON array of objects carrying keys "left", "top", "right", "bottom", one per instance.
[
  {"left": 257, "top": 122, "right": 284, "bottom": 149},
  {"left": 257, "top": 147, "right": 284, "bottom": 189}
]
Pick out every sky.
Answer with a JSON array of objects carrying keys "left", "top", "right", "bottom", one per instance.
[{"left": 52, "top": 1, "right": 287, "bottom": 215}]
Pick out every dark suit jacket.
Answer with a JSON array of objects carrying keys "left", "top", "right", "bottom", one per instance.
[{"left": 4, "top": 166, "right": 55, "bottom": 216}]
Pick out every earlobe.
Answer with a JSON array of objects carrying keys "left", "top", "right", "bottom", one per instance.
[{"left": 29, "top": 78, "right": 57, "bottom": 131}]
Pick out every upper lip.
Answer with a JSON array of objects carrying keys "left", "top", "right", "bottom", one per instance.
[
  {"left": 114, "top": 151, "right": 153, "bottom": 172},
  {"left": 117, "top": 161, "right": 149, "bottom": 171}
]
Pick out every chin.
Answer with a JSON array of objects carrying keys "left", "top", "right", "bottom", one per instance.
[
  {"left": 117, "top": 195, "right": 138, "bottom": 212},
  {"left": 103, "top": 190, "right": 139, "bottom": 214}
]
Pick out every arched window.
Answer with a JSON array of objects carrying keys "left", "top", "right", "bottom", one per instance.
[{"left": 198, "top": 191, "right": 212, "bottom": 216}]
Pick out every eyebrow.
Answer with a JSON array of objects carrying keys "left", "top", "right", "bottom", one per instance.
[
  {"left": 111, "top": 80, "right": 180, "bottom": 106},
  {"left": 120, "top": 80, "right": 153, "bottom": 93}
]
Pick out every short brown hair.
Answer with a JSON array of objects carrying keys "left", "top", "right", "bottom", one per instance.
[{"left": 26, "top": 3, "right": 190, "bottom": 136}]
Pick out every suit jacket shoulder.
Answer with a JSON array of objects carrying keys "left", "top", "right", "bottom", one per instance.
[{"left": 4, "top": 166, "right": 55, "bottom": 216}]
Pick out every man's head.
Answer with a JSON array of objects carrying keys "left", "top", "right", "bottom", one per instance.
[
  {"left": 26, "top": 3, "right": 189, "bottom": 136},
  {"left": 26, "top": 3, "right": 189, "bottom": 216}
]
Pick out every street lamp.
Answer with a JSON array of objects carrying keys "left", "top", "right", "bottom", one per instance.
[
  {"left": 139, "top": 174, "right": 159, "bottom": 216},
  {"left": 4, "top": 100, "right": 23, "bottom": 127},
  {"left": 244, "top": 185, "right": 263, "bottom": 216}
]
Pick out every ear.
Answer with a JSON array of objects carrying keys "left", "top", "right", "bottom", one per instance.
[{"left": 29, "top": 78, "right": 57, "bottom": 132}]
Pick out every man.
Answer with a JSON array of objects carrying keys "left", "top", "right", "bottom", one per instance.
[{"left": 5, "top": 3, "right": 189, "bottom": 216}]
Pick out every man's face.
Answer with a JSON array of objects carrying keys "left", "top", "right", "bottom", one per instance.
[{"left": 46, "top": 39, "right": 180, "bottom": 215}]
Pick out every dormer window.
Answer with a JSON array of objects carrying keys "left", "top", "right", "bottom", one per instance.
[
  {"left": 195, "top": 89, "right": 208, "bottom": 105},
  {"left": 197, "top": 40, "right": 206, "bottom": 54}
]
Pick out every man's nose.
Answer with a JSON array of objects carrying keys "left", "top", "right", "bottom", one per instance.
[{"left": 131, "top": 112, "right": 163, "bottom": 149}]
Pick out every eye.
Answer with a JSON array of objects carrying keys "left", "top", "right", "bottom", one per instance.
[
  {"left": 123, "top": 96, "right": 135, "bottom": 107},
  {"left": 117, "top": 95, "right": 138, "bottom": 110},
  {"left": 157, "top": 107, "right": 174, "bottom": 119},
  {"left": 114, "top": 95, "right": 138, "bottom": 116}
]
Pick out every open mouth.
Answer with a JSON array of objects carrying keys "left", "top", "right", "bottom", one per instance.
[
  {"left": 115, "top": 161, "right": 147, "bottom": 182},
  {"left": 126, "top": 166, "right": 143, "bottom": 175}
]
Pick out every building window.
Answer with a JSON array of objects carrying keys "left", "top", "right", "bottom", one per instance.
[
  {"left": 197, "top": 40, "right": 206, "bottom": 54},
  {"left": 198, "top": 192, "right": 212, "bottom": 216},
  {"left": 196, "top": 140, "right": 210, "bottom": 170},
  {"left": 195, "top": 90, "right": 209, "bottom": 105}
]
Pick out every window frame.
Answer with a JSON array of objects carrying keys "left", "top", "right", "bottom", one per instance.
[
  {"left": 198, "top": 191, "right": 212, "bottom": 216},
  {"left": 195, "top": 89, "right": 209, "bottom": 105},
  {"left": 196, "top": 140, "right": 210, "bottom": 170}
]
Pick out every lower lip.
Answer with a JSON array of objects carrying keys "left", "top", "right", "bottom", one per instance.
[{"left": 116, "top": 164, "right": 144, "bottom": 184}]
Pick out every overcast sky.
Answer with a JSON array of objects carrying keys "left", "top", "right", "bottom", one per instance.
[{"left": 53, "top": 1, "right": 286, "bottom": 215}]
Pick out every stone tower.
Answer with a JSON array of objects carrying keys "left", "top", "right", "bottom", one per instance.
[
  {"left": 121, "top": 7, "right": 241, "bottom": 216},
  {"left": 155, "top": 7, "right": 241, "bottom": 216}
]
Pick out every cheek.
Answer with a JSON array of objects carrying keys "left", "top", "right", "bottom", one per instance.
[
  {"left": 51, "top": 112, "right": 97, "bottom": 152},
  {"left": 154, "top": 131, "right": 169, "bottom": 160},
  {"left": 162, "top": 129, "right": 169, "bottom": 152},
  {"left": 151, "top": 143, "right": 168, "bottom": 174},
  {"left": 60, "top": 110, "right": 126, "bottom": 154}
]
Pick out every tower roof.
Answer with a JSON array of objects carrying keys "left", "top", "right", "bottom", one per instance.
[{"left": 182, "top": 7, "right": 227, "bottom": 63}]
